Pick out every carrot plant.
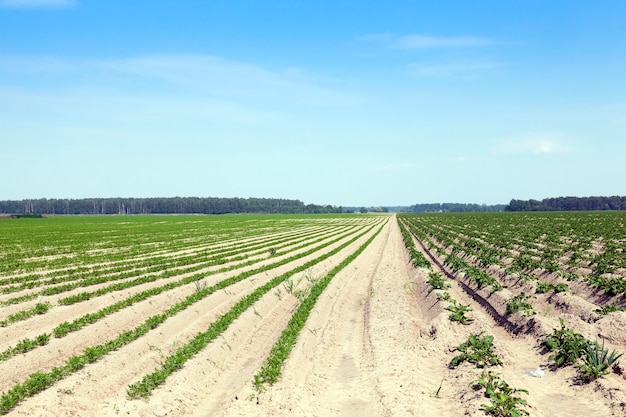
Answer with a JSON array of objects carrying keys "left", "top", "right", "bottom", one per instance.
[
  {"left": 0, "top": 302, "right": 51, "bottom": 327},
  {"left": 0, "top": 219, "right": 384, "bottom": 413},
  {"left": 53, "top": 225, "right": 367, "bottom": 338},
  {"left": 0, "top": 334, "right": 50, "bottom": 362}
]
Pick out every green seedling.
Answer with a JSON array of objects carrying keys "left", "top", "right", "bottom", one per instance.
[
  {"left": 450, "top": 332, "right": 502, "bottom": 368},
  {"left": 506, "top": 293, "right": 534, "bottom": 316},
  {"left": 542, "top": 318, "right": 589, "bottom": 367},
  {"left": 445, "top": 300, "right": 473, "bottom": 324},
  {"left": 473, "top": 370, "right": 529, "bottom": 417},
  {"left": 427, "top": 272, "right": 451, "bottom": 293}
]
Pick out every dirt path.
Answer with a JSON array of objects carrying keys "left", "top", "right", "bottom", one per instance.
[{"left": 223, "top": 214, "right": 457, "bottom": 416}]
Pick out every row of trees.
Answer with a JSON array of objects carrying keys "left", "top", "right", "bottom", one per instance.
[
  {"left": 506, "top": 196, "right": 626, "bottom": 211},
  {"left": 0, "top": 197, "right": 344, "bottom": 215},
  {"left": 407, "top": 196, "right": 626, "bottom": 213},
  {"left": 407, "top": 203, "right": 506, "bottom": 213}
]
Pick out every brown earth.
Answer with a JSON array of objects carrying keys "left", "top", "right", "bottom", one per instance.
[{"left": 2, "top": 215, "right": 626, "bottom": 416}]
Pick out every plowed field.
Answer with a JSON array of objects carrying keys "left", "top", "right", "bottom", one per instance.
[{"left": 1, "top": 213, "right": 625, "bottom": 416}]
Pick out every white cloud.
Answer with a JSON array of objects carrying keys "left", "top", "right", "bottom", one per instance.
[
  {"left": 0, "top": 0, "right": 74, "bottom": 8},
  {"left": 393, "top": 35, "right": 495, "bottom": 49},
  {"left": 493, "top": 133, "right": 574, "bottom": 155},
  {"left": 0, "top": 54, "right": 365, "bottom": 108},
  {"left": 360, "top": 33, "right": 495, "bottom": 49},
  {"left": 360, "top": 33, "right": 500, "bottom": 77},
  {"left": 90, "top": 54, "right": 364, "bottom": 107}
]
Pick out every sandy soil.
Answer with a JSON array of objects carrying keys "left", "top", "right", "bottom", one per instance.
[{"left": 2, "top": 215, "right": 626, "bottom": 416}]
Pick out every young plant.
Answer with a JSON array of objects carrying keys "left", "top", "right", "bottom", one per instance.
[
  {"left": 535, "top": 281, "right": 553, "bottom": 294},
  {"left": 473, "top": 370, "right": 529, "bottom": 417},
  {"left": 450, "top": 332, "right": 502, "bottom": 368},
  {"left": 427, "top": 272, "right": 451, "bottom": 293},
  {"left": 542, "top": 318, "right": 589, "bottom": 367},
  {"left": 0, "top": 302, "right": 52, "bottom": 327},
  {"left": 445, "top": 300, "right": 473, "bottom": 324},
  {"left": 0, "top": 334, "right": 50, "bottom": 362},
  {"left": 505, "top": 293, "right": 534, "bottom": 316},
  {"left": 577, "top": 339, "right": 623, "bottom": 381},
  {"left": 535, "top": 281, "right": 569, "bottom": 294},
  {"left": 594, "top": 302, "right": 626, "bottom": 316},
  {"left": 490, "top": 281, "right": 506, "bottom": 294},
  {"left": 436, "top": 291, "right": 452, "bottom": 302}
]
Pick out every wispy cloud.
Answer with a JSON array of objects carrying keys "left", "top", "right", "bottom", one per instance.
[
  {"left": 0, "top": 53, "right": 368, "bottom": 141},
  {"left": 0, "top": 0, "right": 74, "bottom": 8},
  {"left": 90, "top": 54, "right": 364, "bottom": 107},
  {"left": 493, "top": 133, "right": 575, "bottom": 155},
  {"left": 360, "top": 33, "right": 495, "bottom": 50},
  {"left": 0, "top": 54, "right": 364, "bottom": 108},
  {"left": 393, "top": 35, "right": 495, "bottom": 49},
  {"left": 360, "top": 33, "right": 500, "bottom": 77}
]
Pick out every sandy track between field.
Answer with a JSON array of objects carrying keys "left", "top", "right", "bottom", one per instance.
[{"left": 223, "top": 212, "right": 458, "bottom": 416}]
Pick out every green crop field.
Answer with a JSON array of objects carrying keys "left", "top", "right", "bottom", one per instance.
[
  {"left": 1, "top": 212, "right": 626, "bottom": 416},
  {"left": 0, "top": 214, "right": 387, "bottom": 414},
  {"left": 399, "top": 211, "right": 626, "bottom": 303}
]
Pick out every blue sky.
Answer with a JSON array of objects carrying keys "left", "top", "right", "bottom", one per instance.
[{"left": 1, "top": 0, "right": 625, "bottom": 206}]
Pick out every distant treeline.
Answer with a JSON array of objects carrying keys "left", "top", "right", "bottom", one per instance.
[
  {"left": 0, "top": 197, "right": 343, "bottom": 215},
  {"left": 407, "top": 203, "right": 506, "bottom": 213},
  {"left": 506, "top": 196, "right": 626, "bottom": 211}
]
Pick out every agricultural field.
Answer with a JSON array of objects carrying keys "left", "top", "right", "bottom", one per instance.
[
  {"left": 0, "top": 212, "right": 625, "bottom": 416},
  {"left": 398, "top": 211, "right": 626, "bottom": 417}
]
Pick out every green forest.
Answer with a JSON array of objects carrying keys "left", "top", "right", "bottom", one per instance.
[
  {"left": 506, "top": 196, "right": 626, "bottom": 211},
  {"left": 0, "top": 197, "right": 343, "bottom": 215}
]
